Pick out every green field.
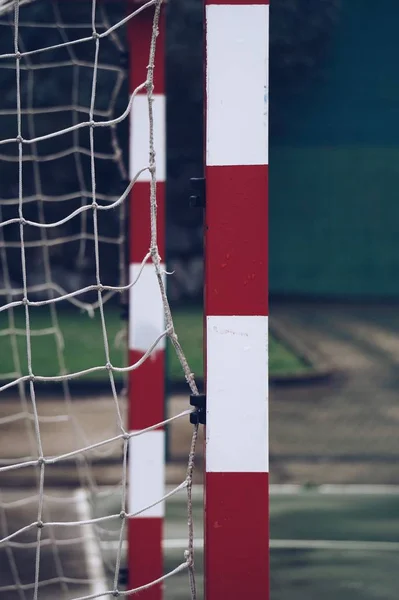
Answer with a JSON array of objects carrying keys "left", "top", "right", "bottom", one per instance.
[{"left": 0, "top": 305, "right": 308, "bottom": 382}]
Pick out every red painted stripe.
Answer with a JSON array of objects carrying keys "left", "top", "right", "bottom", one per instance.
[
  {"left": 128, "top": 9, "right": 165, "bottom": 94},
  {"left": 205, "top": 472, "right": 269, "bottom": 600},
  {"left": 128, "top": 518, "right": 163, "bottom": 599},
  {"left": 206, "top": 0, "right": 269, "bottom": 4},
  {"left": 205, "top": 164, "right": 268, "bottom": 316},
  {"left": 128, "top": 349, "right": 164, "bottom": 430},
  {"left": 129, "top": 181, "right": 165, "bottom": 263}
]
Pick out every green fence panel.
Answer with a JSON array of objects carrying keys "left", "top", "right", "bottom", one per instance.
[{"left": 270, "top": 0, "right": 399, "bottom": 297}]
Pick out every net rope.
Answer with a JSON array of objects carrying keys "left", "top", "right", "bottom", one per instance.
[{"left": 0, "top": 0, "right": 199, "bottom": 598}]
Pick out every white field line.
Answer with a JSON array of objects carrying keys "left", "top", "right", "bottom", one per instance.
[
  {"left": 96, "top": 484, "right": 399, "bottom": 502},
  {"left": 270, "top": 539, "right": 399, "bottom": 552},
  {"left": 165, "top": 484, "right": 399, "bottom": 497},
  {"left": 101, "top": 538, "right": 399, "bottom": 553},
  {"left": 74, "top": 489, "right": 108, "bottom": 595},
  {"left": 269, "top": 484, "right": 399, "bottom": 495},
  {"left": 78, "top": 483, "right": 399, "bottom": 575},
  {"left": 101, "top": 539, "right": 204, "bottom": 552}
]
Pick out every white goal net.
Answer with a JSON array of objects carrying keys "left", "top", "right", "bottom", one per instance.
[{"left": 0, "top": 0, "right": 199, "bottom": 598}]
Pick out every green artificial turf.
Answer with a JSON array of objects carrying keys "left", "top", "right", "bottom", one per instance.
[{"left": 0, "top": 305, "right": 308, "bottom": 382}]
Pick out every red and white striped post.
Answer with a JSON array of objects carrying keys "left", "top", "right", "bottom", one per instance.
[
  {"left": 204, "top": 1, "right": 269, "bottom": 599},
  {"left": 127, "top": 4, "right": 166, "bottom": 598}
]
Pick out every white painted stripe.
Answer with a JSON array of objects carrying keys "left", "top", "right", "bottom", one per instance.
[
  {"left": 102, "top": 539, "right": 204, "bottom": 552},
  {"left": 270, "top": 539, "right": 399, "bottom": 552},
  {"left": 129, "top": 263, "right": 166, "bottom": 352},
  {"left": 129, "top": 429, "right": 165, "bottom": 517},
  {"left": 206, "top": 4, "right": 269, "bottom": 166},
  {"left": 206, "top": 315, "right": 268, "bottom": 473},
  {"left": 130, "top": 93, "right": 166, "bottom": 182},
  {"left": 74, "top": 489, "right": 108, "bottom": 595},
  {"left": 270, "top": 484, "right": 399, "bottom": 496},
  {"left": 102, "top": 483, "right": 399, "bottom": 498},
  {"left": 103, "top": 538, "right": 399, "bottom": 554}
]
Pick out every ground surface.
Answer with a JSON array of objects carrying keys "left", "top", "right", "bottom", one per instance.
[{"left": 2, "top": 485, "right": 399, "bottom": 599}]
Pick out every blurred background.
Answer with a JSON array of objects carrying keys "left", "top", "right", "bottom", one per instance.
[{"left": 1, "top": 0, "right": 399, "bottom": 598}]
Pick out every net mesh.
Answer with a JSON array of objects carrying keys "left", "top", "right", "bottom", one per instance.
[{"left": 0, "top": 0, "right": 199, "bottom": 598}]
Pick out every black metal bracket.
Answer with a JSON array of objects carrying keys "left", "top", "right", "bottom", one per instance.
[
  {"left": 190, "top": 393, "right": 206, "bottom": 425},
  {"left": 189, "top": 177, "right": 206, "bottom": 208}
]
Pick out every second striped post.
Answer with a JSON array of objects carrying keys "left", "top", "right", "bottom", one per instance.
[{"left": 127, "top": 5, "right": 166, "bottom": 599}]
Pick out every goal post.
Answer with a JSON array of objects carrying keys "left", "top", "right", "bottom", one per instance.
[
  {"left": 0, "top": 0, "right": 269, "bottom": 597},
  {"left": 127, "top": 2, "right": 166, "bottom": 598},
  {"left": 204, "top": 1, "right": 269, "bottom": 599}
]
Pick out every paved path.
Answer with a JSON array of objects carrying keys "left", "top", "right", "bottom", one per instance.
[{"left": 270, "top": 302, "right": 399, "bottom": 484}]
